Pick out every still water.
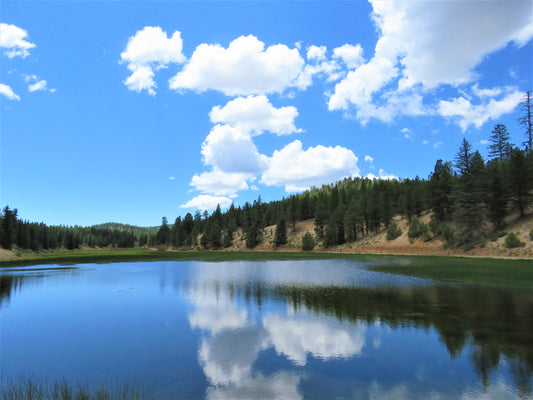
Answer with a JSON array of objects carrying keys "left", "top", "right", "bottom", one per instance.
[{"left": 1, "top": 259, "right": 532, "bottom": 399}]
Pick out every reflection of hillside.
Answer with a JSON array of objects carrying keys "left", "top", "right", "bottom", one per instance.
[{"left": 215, "top": 282, "right": 533, "bottom": 394}]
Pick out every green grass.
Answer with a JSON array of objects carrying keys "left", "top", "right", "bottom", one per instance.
[
  {"left": 0, "top": 247, "right": 376, "bottom": 267},
  {"left": 1, "top": 248, "right": 532, "bottom": 289},
  {"left": 1, "top": 378, "right": 146, "bottom": 400},
  {"left": 369, "top": 255, "right": 533, "bottom": 289}
]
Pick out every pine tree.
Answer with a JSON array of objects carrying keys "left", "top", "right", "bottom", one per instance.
[
  {"left": 429, "top": 160, "right": 454, "bottom": 222},
  {"left": 1, "top": 206, "right": 18, "bottom": 250},
  {"left": 273, "top": 217, "right": 288, "bottom": 247},
  {"left": 508, "top": 149, "right": 533, "bottom": 217},
  {"left": 488, "top": 124, "right": 513, "bottom": 161},
  {"left": 452, "top": 143, "right": 487, "bottom": 246},
  {"left": 314, "top": 196, "right": 328, "bottom": 239}
]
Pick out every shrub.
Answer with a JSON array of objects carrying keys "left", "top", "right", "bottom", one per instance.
[
  {"left": 505, "top": 232, "right": 525, "bottom": 249},
  {"left": 408, "top": 217, "right": 428, "bottom": 240},
  {"left": 302, "top": 232, "right": 315, "bottom": 251},
  {"left": 386, "top": 222, "right": 402, "bottom": 241},
  {"left": 529, "top": 228, "right": 533, "bottom": 241}
]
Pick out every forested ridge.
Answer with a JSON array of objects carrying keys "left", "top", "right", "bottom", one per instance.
[{"left": 2, "top": 123, "right": 533, "bottom": 254}]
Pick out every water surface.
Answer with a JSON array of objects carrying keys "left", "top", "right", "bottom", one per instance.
[{"left": 1, "top": 259, "right": 532, "bottom": 399}]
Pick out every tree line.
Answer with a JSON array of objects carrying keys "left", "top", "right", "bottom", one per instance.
[
  {"left": 2, "top": 117, "right": 532, "bottom": 253},
  {"left": 154, "top": 121, "right": 532, "bottom": 251}
]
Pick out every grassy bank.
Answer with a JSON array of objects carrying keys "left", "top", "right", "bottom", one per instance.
[
  {"left": 368, "top": 255, "right": 533, "bottom": 289},
  {"left": 1, "top": 247, "right": 532, "bottom": 289},
  {"left": 1, "top": 378, "right": 146, "bottom": 400}
]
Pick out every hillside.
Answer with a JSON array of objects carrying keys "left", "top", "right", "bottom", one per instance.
[{"left": 226, "top": 212, "right": 533, "bottom": 259}]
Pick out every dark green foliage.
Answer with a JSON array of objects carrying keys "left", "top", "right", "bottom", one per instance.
[
  {"left": 274, "top": 217, "right": 288, "bottom": 247},
  {"left": 314, "top": 196, "right": 328, "bottom": 238},
  {"left": 508, "top": 149, "right": 533, "bottom": 217},
  {"left": 485, "top": 160, "right": 509, "bottom": 230},
  {"left": 301, "top": 232, "right": 315, "bottom": 250},
  {"left": 155, "top": 217, "right": 170, "bottom": 245},
  {"left": 452, "top": 142, "right": 487, "bottom": 246},
  {"left": 429, "top": 160, "right": 453, "bottom": 222},
  {"left": 488, "top": 124, "right": 513, "bottom": 161},
  {"left": 206, "top": 222, "right": 222, "bottom": 249},
  {"left": 407, "top": 217, "right": 428, "bottom": 241},
  {"left": 529, "top": 228, "right": 533, "bottom": 241},
  {"left": 386, "top": 221, "right": 402, "bottom": 241},
  {"left": 1, "top": 206, "right": 18, "bottom": 249},
  {"left": 504, "top": 232, "right": 525, "bottom": 249}
]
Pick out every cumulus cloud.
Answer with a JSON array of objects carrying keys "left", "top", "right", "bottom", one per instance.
[
  {"left": 121, "top": 26, "right": 186, "bottom": 95},
  {"left": 169, "top": 35, "right": 306, "bottom": 96},
  {"left": 327, "top": 0, "right": 532, "bottom": 126},
  {"left": 371, "top": 0, "right": 533, "bottom": 89},
  {"left": 0, "top": 83, "right": 20, "bottom": 100},
  {"left": 201, "top": 124, "right": 268, "bottom": 174},
  {"left": 438, "top": 88, "right": 523, "bottom": 131},
  {"left": 180, "top": 195, "right": 233, "bottom": 211},
  {"left": 328, "top": 56, "right": 398, "bottom": 112},
  {"left": 365, "top": 169, "right": 398, "bottom": 181},
  {"left": 0, "top": 23, "right": 36, "bottom": 58},
  {"left": 190, "top": 168, "right": 251, "bottom": 196},
  {"left": 332, "top": 44, "right": 364, "bottom": 69},
  {"left": 264, "top": 313, "right": 366, "bottom": 366},
  {"left": 306, "top": 45, "right": 327, "bottom": 62},
  {"left": 209, "top": 95, "right": 303, "bottom": 136},
  {"left": 364, "top": 155, "right": 374, "bottom": 163},
  {"left": 261, "top": 140, "right": 359, "bottom": 192}
]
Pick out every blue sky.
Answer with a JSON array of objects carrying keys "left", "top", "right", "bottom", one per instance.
[{"left": 1, "top": 1, "right": 532, "bottom": 227}]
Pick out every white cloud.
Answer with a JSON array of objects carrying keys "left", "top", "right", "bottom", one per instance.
[
  {"left": 201, "top": 124, "right": 267, "bottom": 174},
  {"left": 306, "top": 45, "right": 327, "bottom": 62},
  {"left": 433, "top": 142, "right": 443, "bottom": 149},
  {"left": 206, "top": 372, "right": 302, "bottom": 400},
  {"left": 364, "top": 155, "right": 374, "bottom": 163},
  {"left": 121, "top": 26, "right": 185, "bottom": 95},
  {"left": 261, "top": 140, "right": 359, "bottom": 192},
  {"left": 124, "top": 66, "right": 156, "bottom": 95},
  {"left": 168, "top": 176, "right": 176, "bottom": 180},
  {"left": 190, "top": 168, "right": 251, "bottom": 196},
  {"left": 28, "top": 79, "right": 48, "bottom": 92},
  {"left": 0, "top": 23, "right": 36, "bottom": 58},
  {"left": 263, "top": 313, "right": 366, "bottom": 366},
  {"left": 332, "top": 44, "right": 364, "bottom": 69},
  {"left": 180, "top": 195, "right": 233, "bottom": 211},
  {"left": 328, "top": 56, "right": 398, "bottom": 112},
  {"left": 371, "top": 0, "right": 533, "bottom": 89},
  {"left": 209, "top": 95, "right": 303, "bottom": 136},
  {"left": 169, "top": 35, "right": 306, "bottom": 96},
  {"left": 438, "top": 89, "right": 523, "bottom": 131},
  {"left": 327, "top": 0, "right": 532, "bottom": 126},
  {"left": 0, "top": 83, "right": 20, "bottom": 100},
  {"left": 365, "top": 169, "right": 398, "bottom": 181}
]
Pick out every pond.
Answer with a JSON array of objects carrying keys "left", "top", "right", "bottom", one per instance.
[{"left": 1, "top": 259, "right": 532, "bottom": 399}]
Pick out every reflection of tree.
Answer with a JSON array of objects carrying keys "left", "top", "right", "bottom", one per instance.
[
  {"left": 0, "top": 268, "right": 79, "bottom": 307},
  {"left": 0, "top": 274, "right": 21, "bottom": 307},
  {"left": 220, "top": 282, "right": 533, "bottom": 392}
]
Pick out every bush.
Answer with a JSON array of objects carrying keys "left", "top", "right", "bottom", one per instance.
[
  {"left": 302, "top": 232, "right": 315, "bottom": 251},
  {"left": 386, "top": 222, "right": 402, "bottom": 241},
  {"left": 529, "top": 228, "right": 533, "bottom": 241},
  {"left": 408, "top": 217, "right": 428, "bottom": 240},
  {"left": 505, "top": 232, "right": 525, "bottom": 249}
]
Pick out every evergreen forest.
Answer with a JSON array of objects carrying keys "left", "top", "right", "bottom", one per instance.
[{"left": 2, "top": 123, "right": 532, "bottom": 253}]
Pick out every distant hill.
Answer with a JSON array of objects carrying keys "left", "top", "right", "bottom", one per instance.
[{"left": 91, "top": 222, "right": 158, "bottom": 233}]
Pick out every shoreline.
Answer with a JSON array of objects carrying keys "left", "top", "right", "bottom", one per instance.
[{"left": 1, "top": 247, "right": 532, "bottom": 290}]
